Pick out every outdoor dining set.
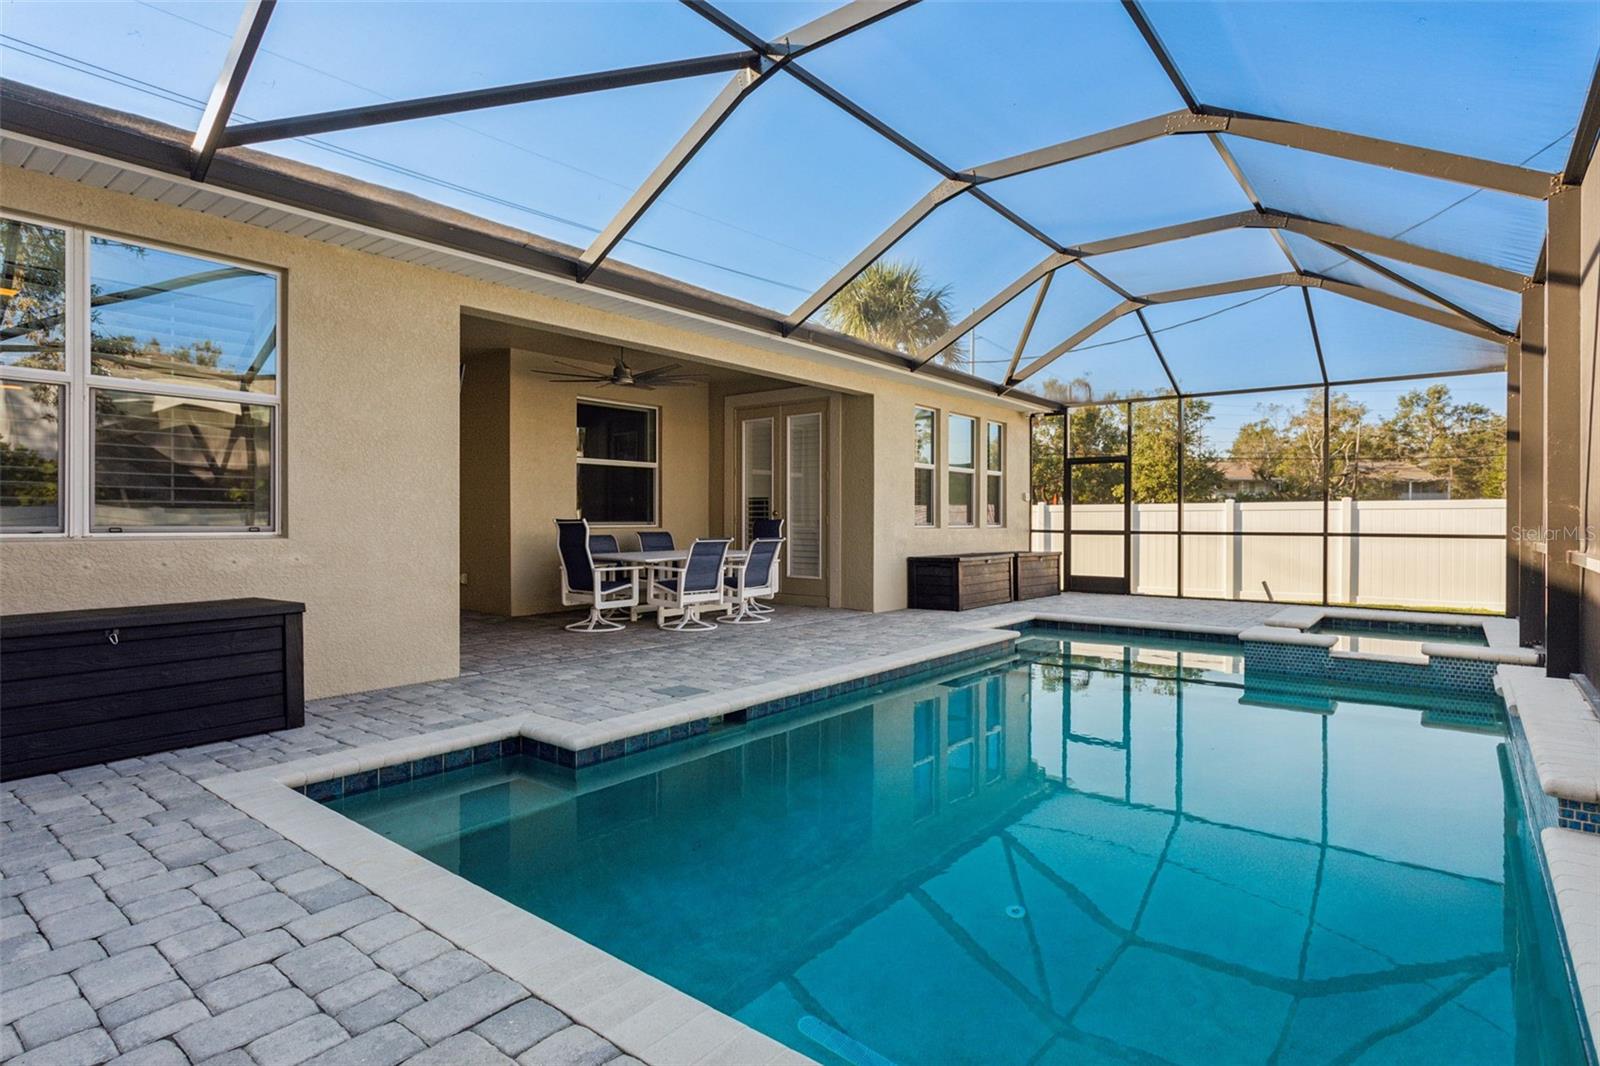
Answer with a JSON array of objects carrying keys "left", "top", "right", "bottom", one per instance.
[{"left": 555, "top": 517, "right": 786, "bottom": 634}]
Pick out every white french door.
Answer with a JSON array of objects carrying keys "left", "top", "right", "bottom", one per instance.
[{"left": 736, "top": 402, "right": 828, "bottom": 602}]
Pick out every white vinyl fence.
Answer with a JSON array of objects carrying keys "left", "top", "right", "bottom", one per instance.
[{"left": 1032, "top": 498, "right": 1505, "bottom": 611}]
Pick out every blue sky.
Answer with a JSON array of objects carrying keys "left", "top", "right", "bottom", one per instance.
[{"left": 2, "top": 0, "right": 1591, "bottom": 395}]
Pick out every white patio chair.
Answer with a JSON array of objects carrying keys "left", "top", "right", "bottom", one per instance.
[
  {"left": 649, "top": 538, "right": 732, "bottom": 631},
  {"left": 556, "top": 518, "right": 639, "bottom": 633},
  {"left": 720, "top": 538, "right": 783, "bottom": 624}
]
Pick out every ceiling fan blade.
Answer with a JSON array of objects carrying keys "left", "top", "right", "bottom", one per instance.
[
  {"left": 541, "top": 376, "right": 607, "bottom": 383},
  {"left": 551, "top": 358, "right": 608, "bottom": 373},
  {"left": 633, "top": 362, "right": 684, "bottom": 379}
]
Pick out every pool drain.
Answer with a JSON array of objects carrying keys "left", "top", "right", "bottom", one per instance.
[{"left": 1005, "top": 905, "right": 1027, "bottom": 919}]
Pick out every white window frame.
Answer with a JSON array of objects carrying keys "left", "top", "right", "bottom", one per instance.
[
  {"left": 947, "top": 412, "right": 977, "bottom": 528},
  {"left": 984, "top": 421, "right": 1005, "bottom": 527},
  {"left": 576, "top": 396, "right": 660, "bottom": 528},
  {"left": 0, "top": 213, "right": 283, "bottom": 539},
  {"left": 913, "top": 405, "right": 938, "bottom": 528}
]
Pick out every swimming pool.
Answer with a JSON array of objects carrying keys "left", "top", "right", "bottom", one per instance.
[
  {"left": 326, "top": 631, "right": 1586, "bottom": 1065},
  {"left": 1309, "top": 617, "right": 1489, "bottom": 657}
]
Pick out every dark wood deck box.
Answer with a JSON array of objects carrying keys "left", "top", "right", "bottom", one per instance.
[
  {"left": 1, "top": 599, "right": 305, "bottom": 781},
  {"left": 907, "top": 553, "right": 1015, "bottom": 611},
  {"left": 1014, "top": 551, "right": 1063, "bottom": 601}
]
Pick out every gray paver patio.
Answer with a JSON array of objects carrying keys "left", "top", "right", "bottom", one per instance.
[{"left": 0, "top": 595, "right": 1271, "bottom": 1064}]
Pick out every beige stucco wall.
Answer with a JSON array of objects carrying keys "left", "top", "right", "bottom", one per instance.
[
  {"left": 1, "top": 165, "right": 1039, "bottom": 699},
  {"left": 459, "top": 353, "right": 511, "bottom": 615},
  {"left": 869, "top": 391, "right": 1033, "bottom": 607},
  {"left": 1, "top": 166, "right": 464, "bottom": 701}
]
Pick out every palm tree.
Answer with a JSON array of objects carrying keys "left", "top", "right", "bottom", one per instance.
[{"left": 821, "top": 261, "right": 967, "bottom": 368}]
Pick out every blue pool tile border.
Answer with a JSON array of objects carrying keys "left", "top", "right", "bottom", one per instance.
[
  {"left": 1558, "top": 798, "right": 1600, "bottom": 834},
  {"left": 1022, "top": 620, "right": 1238, "bottom": 645},
  {"left": 293, "top": 624, "right": 1512, "bottom": 806},
  {"left": 294, "top": 640, "right": 1014, "bottom": 798},
  {"left": 1311, "top": 617, "right": 1489, "bottom": 638},
  {"left": 1243, "top": 635, "right": 1498, "bottom": 698}
]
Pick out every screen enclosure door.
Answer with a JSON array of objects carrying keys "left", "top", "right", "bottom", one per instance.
[{"left": 1068, "top": 457, "right": 1130, "bottom": 594}]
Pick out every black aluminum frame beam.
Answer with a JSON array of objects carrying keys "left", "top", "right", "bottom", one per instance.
[
  {"left": 910, "top": 209, "right": 1525, "bottom": 369},
  {"left": 1118, "top": 2, "right": 1308, "bottom": 280},
  {"left": 576, "top": 62, "right": 774, "bottom": 280},
  {"left": 190, "top": 0, "right": 275, "bottom": 181},
  {"left": 1, "top": 83, "right": 1062, "bottom": 412},
  {"left": 773, "top": 1, "right": 923, "bottom": 60},
  {"left": 1305, "top": 236, "right": 1507, "bottom": 336},
  {"left": 966, "top": 108, "right": 1557, "bottom": 199},
  {"left": 783, "top": 177, "right": 971, "bottom": 330},
  {"left": 1003, "top": 268, "right": 1054, "bottom": 384},
  {"left": 1006, "top": 271, "right": 1511, "bottom": 388},
  {"left": 218, "top": 52, "right": 762, "bottom": 147},
  {"left": 576, "top": 0, "right": 923, "bottom": 281},
  {"left": 687, "top": 0, "right": 1552, "bottom": 363},
  {"left": 1564, "top": 47, "right": 1600, "bottom": 184}
]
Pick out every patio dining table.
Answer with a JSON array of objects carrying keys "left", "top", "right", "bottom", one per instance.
[
  {"left": 591, "top": 549, "right": 749, "bottom": 566},
  {"left": 592, "top": 548, "right": 752, "bottom": 623}
]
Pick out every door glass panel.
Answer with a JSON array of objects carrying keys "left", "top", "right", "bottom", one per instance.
[
  {"left": 786, "top": 412, "right": 822, "bottom": 580},
  {"left": 741, "top": 417, "right": 774, "bottom": 544}
]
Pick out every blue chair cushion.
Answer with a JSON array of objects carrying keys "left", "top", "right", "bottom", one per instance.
[{"left": 599, "top": 578, "right": 632, "bottom": 593}]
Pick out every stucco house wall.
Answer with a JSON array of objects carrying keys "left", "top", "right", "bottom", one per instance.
[{"left": 0, "top": 165, "right": 1037, "bottom": 699}]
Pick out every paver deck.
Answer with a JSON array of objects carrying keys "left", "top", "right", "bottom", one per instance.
[{"left": 0, "top": 595, "right": 1274, "bottom": 1065}]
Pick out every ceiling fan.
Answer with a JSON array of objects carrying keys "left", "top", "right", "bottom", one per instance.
[{"left": 532, "top": 348, "right": 706, "bottom": 390}]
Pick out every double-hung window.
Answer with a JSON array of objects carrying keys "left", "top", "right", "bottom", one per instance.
[
  {"left": 1, "top": 215, "right": 281, "bottom": 536},
  {"left": 576, "top": 399, "right": 657, "bottom": 525},
  {"left": 984, "top": 422, "right": 1004, "bottom": 526},
  {"left": 948, "top": 414, "right": 976, "bottom": 527},
  {"left": 913, "top": 406, "right": 937, "bottom": 527}
]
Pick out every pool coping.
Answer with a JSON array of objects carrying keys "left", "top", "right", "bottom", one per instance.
[
  {"left": 1263, "top": 605, "right": 1537, "bottom": 664},
  {"left": 1497, "top": 663, "right": 1600, "bottom": 1047},
  {"left": 193, "top": 615, "right": 1587, "bottom": 1065},
  {"left": 199, "top": 627, "right": 1020, "bottom": 1066}
]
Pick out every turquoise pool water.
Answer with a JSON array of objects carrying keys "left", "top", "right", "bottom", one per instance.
[
  {"left": 329, "top": 632, "right": 1586, "bottom": 1065},
  {"left": 1309, "top": 618, "right": 1489, "bottom": 657}
]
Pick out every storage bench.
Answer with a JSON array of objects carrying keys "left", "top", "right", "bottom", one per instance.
[
  {"left": 1014, "top": 551, "right": 1063, "bottom": 600},
  {"left": 1, "top": 598, "right": 305, "bottom": 781},
  {"left": 907, "top": 553, "right": 1015, "bottom": 611}
]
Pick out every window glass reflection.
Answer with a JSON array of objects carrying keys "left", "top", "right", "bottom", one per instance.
[
  {"left": 90, "top": 238, "right": 278, "bottom": 394},
  {"left": 1, "top": 381, "right": 64, "bottom": 532},
  {"left": 93, "top": 390, "right": 272, "bottom": 531},
  {"left": 1, "top": 218, "right": 67, "bottom": 371}
]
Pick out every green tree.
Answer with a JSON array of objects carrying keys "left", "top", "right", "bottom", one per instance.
[
  {"left": 1031, "top": 414, "right": 1063, "bottom": 505},
  {"left": 1027, "top": 387, "right": 1224, "bottom": 506},
  {"left": 1229, "top": 391, "right": 1368, "bottom": 499},
  {"left": 1371, "top": 383, "right": 1505, "bottom": 498},
  {"left": 1131, "top": 397, "right": 1224, "bottom": 503},
  {"left": 822, "top": 261, "right": 967, "bottom": 367},
  {"left": 0, "top": 439, "right": 59, "bottom": 507},
  {"left": 1225, "top": 385, "right": 1505, "bottom": 501}
]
